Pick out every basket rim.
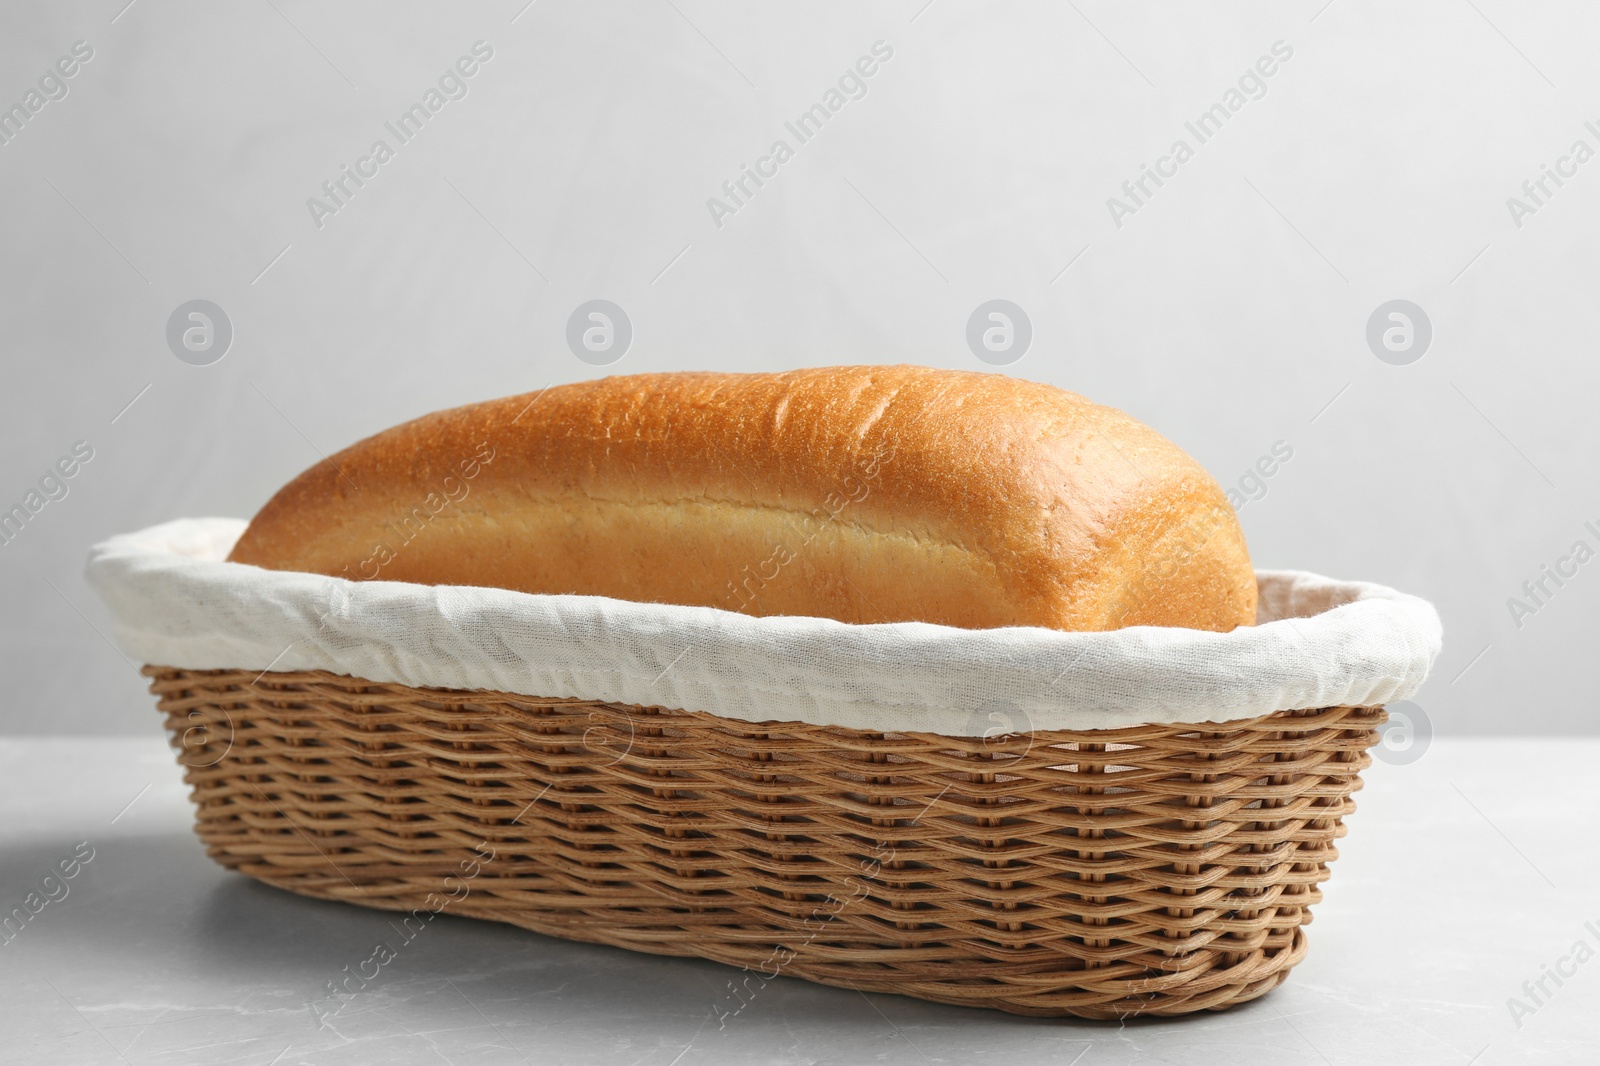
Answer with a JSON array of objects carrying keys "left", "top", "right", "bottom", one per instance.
[{"left": 88, "top": 517, "right": 1441, "bottom": 737}]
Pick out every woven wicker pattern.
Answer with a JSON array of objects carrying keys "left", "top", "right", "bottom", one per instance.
[{"left": 145, "top": 666, "right": 1384, "bottom": 1019}]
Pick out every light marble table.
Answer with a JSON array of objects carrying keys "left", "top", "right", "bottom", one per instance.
[{"left": 2, "top": 736, "right": 1595, "bottom": 1065}]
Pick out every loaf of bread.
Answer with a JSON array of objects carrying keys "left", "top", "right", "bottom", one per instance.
[{"left": 227, "top": 365, "right": 1256, "bottom": 631}]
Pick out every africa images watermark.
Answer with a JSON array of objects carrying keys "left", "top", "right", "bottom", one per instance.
[
  {"left": 720, "top": 438, "right": 895, "bottom": 614},
  {"left": 712, "top": 836, "right": 900, "bottom": 1026},
  {"left": 1505, "top": 917, "right": 1600, "bottom": 1029},
  {"left": 308, "top": 838, "right": 499, "bottom": 1027},
  {"left": 1106, "top": 40, "right": 1294, "bottom": 228},
  {"left": 1, "top": 440, "right": 95, "bottom": 549},
  {"left": 1505, "top": 519, "right": 1600, "bottom": 630},
  {"left": 1505, "top": 120, "right": 1600, "bottom": 229},
  {"left": 705, "top": 40, "right": 895, "bottom": 229},
  {"left": 1, "top": 841, "right": 96, "bottom": 947},
  {"left": 335, "top": 440, "right": 497, "bottom": 581},
  {"left": 0, "top": 40, "right": 95, "bottom": 148},
  {"left": 1104, "top": 496, "right": 1238, "bottom": 622},
  {"left": 1224, "top": 439, "right": 1294, "bottom": 513},
  {"left": 305, "top": 40, "right": 495, "bottom": 230}
]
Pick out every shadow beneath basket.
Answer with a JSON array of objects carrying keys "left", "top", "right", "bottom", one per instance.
[
  {"left": 192, "top": 869, "right": 1255, "bottom": 1038},
  {"left": 5, "top": 831, "right": 1298, "bottom": 1062}
]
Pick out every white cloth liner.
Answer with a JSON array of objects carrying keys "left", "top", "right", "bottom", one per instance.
[{"left": 85, "top": 518, "right": 1442, "bottom": 737}]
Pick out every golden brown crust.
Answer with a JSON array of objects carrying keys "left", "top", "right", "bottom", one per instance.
[{"left": 226, "top": 365, "right": 1256, "bottom": 631}]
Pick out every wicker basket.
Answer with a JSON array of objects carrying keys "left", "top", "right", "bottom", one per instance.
[{"left": 146, "top": 664, "right": 1385, "bottom": 1020}]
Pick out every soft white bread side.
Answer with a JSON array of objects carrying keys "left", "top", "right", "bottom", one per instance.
[{"left": 227, "top": 365, "right": 1257, "bottom": 632}]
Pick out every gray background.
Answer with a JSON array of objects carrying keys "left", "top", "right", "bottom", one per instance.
[{"left": 3, "top": 0, "right": 1595, "bottom": 736}]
